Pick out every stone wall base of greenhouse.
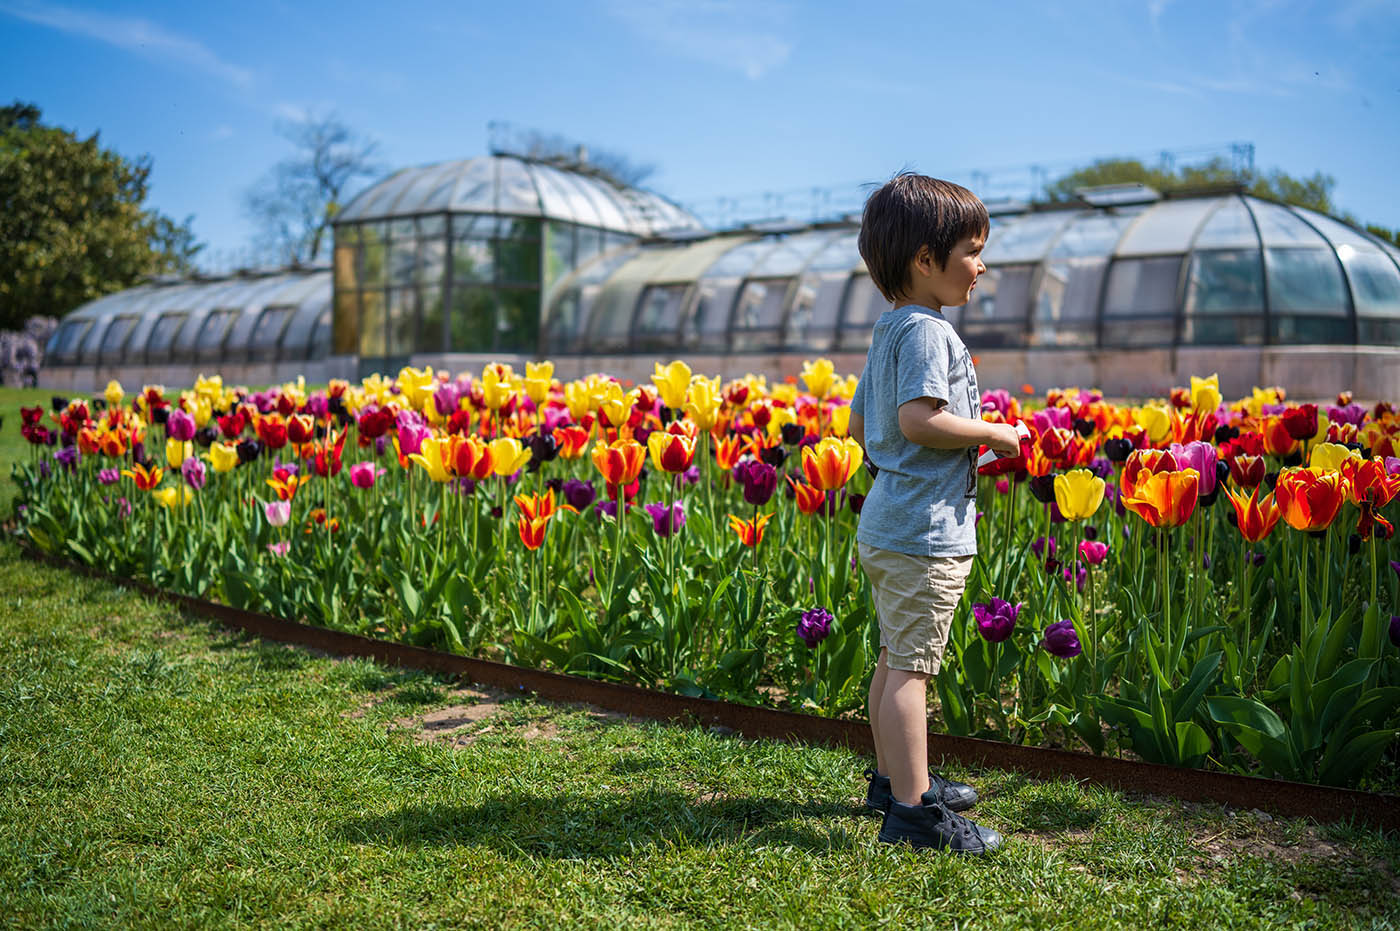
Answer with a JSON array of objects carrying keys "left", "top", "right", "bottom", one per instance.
[{"left": 39, "top": 345, "right": 1400, "bottom": 402}]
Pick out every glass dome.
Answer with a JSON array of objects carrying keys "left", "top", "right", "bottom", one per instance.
[
  {"left": 544, "top": 193, "right": 1400, "bottom": 354},
  {"left": 332, "top": 155, "right": 705, "bottom": 368}
]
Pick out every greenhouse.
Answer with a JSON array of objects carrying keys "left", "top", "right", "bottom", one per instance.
[{"left": 41, "top": 159, "right": 1400, "bottom": 398}]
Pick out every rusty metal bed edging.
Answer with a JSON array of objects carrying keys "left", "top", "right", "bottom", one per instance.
[{"left": 21, "top": 547, "right": 1400, "bottom": 831}]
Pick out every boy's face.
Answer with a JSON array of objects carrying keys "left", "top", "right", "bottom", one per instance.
[{"left": 906, "top": 235, "right": 987, "bottom": 309}]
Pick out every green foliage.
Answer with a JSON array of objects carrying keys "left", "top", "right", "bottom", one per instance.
[{"left": 0, "top": 101, "right": 202, "bottom": 329}]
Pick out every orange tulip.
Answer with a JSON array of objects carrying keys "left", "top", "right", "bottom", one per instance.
[
  {"left": 786, "top": 475, "right": 828, "bottom": 515},
  {"left": 1224, "top": 485, "right": 1283, "bottom": 542},
  {"left": 591, "top": 438, "right": 646, "bottom": 489},
  {"left": 728, "top": 512, "right": 773, "bottom": 547},
  {"left": 552, "top": 425, "right": 590, "bottom": 460},
  {"left": 1022, "top": 443, "right": 1053, "bottom": 478},
  {"left": 1120, "top": 448, "right": 1180, "bottom": 502},
  {"left": 1122, "top": 468, "right": 1199, "bottom": 528},
  {"left": 77, "top": 427, "right": 101, "bottom": 455},
  {"left": 453, "top": 434, "right": 495, "bottom": 481},
  {"left": 121, "top": 462, "right": 164, "bottom": 491},
  {"left": 714, "top": 434, "right": 743, "bottom": 472},
  {"left": 517, "top": 515, "right": 549, "bottom": 550},
  {"left": 266, "top": 470, "right": 306, "bottom": 502},
  {"left": 98, "top": 429, "right": 129, "bottom": 458},
  {"left": 514, "top": 489, "right": 574, "bottom": 522},
  {"left": 1341, "top": 457, "right": 1400, "bottom": 508},
  {"left": 1274, "top": 467, "right": 1346, "bottom": 532},
  {"left": 801, "top": 437, "right": 863, "bottom": 490},
  {"left": 1261, "top": 416, "right": 1298, "bottom": 458}
]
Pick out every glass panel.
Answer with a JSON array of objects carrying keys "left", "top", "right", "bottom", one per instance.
[
  {"left": 417, "top": 215, "right": 446, "bottom": 238},
  {"left": 497, "top": 288, "right": 540, "bottom": 353},
  {"left": 1114, "top": 198, "right": 1221, "bottom": 256},
  {"left": 97, "top": 316, "right": 136, "bottom": 363},
  {"left": 1266, "top": 248, "right": 1347, "bottom": 313},
  {"left": 144, "top": 312, "right": 188, "bottom": 361},
  {"left": 359, "top": 290, "right": 387, "bottom": 357},
  {"left": 418, "top": 236, "right": 446, "bottom": 288},
  {"left": 333, "top": 291, "right": 359, "bottom": 355},
  {"left": 633, "top": 284, "right": 688, "bottom": 350},
  {"left": 333, "top": 243, "right": 358, "bottom": 290},
  {"left": 1273, "top": 315, "right": 1351, "bottom": 344},
  {"left": 701, "top": 238, "right": 771, "bottom": 279},
  {"left": 452, "top": 238, "right": 494, "bottom": 283},
  {"left": 546, "top": 221, "right": 576, "bottom": 292},
  {"left": 419, "top": 287, "right": 444, "bottom": 352},
  {"left": 443, "top": 160, "right": 496, "bottom": 213},
  {"left": 497, "top": 232, "right": 542, "bottom": 285},
  {"left": 387, "top": 287, "right": 417, "bottom": 355},
  {"left": 806, "top": 231, "right": 860, "bottom": 272},
  {"left": 730, "top": 278, "right": 790, "bottom": 351},
  {"left": 389, "top": 219, "right": 415, "bottom": 240},
  {"left": 837, "top": 275, "right": 891, "bottom": 348},
  {"left": 1191, "top": 199, "right": 1257, "bottom": 249},
  {"left": 1031, "top": 258, "right": 1104, "bottom": 347},
  {"left": 575, "top": 226, "right": 603, "bottom": 268},
  {"left": 360, "top": 223, "right": 388, "bottom": 286},
  {"left": 961, "top": 266, "right": 1031, "bottom": 348},
  {"left": 1292, "top": 207, "right": 1376, "bottom": 251},
  {"left": 390, "top": 236, "right": 417, "bottom": 286},
  {"left": 785, "top": 273, "right": 845, "bottom": 351},
  {"left": 1181, "top": 250, "right": 1265, "bottom": 345},
  {"left": 686, "top": 279, "right": 739, "bottom": 351},
  {"left": 51, "top": 320, "right": 91, "bottom": 363},
  {"left": 1343, "top": 250, "right": 1400, "bottom": 318},
  {"left": 1049, "top": 208, "right": 1144, "bottom": 258},
  {"left": 336, "top": 224, "right": 361, "bottom": 247},
  {"left": 309, "top": 309, "right": 332, "bottom": 360},
  {"left": 749, "top": 232, "right": 830, "bottom": 277},
  {"left": 249, "top": 306, "right": 293, "bottom": 361},
  {"left": 1100, "top": 257, "right": 1181, "bottom": 347},
  {"left": 545, "top": 247, "right": 635, "bottom": 354},
  {"left": 495, "top": 158, "right": 546, "bottom": 216},
  {"left": 985, "top": 212, "right": 1075, "bottom": 263},
  {"left": 194, "top": 310, "right": 236, "bottom": 361},
  {"left": 1250, "top": 201, "right": 1327, "bottom": 247},
  {"left": 450, "top": 287, "right": 496, "bottom": 352}
]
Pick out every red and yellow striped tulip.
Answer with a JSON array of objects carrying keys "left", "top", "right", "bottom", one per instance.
[
  {"left": 121, "top": 462, "right": 164, "bottom": 491},
  {"left": 647, "top": 429, "right": 697, "bottom": 474},
  {"left": 1225, "top": 485, "right": 1283, "bottom": 542},
  {"left": 591, "top": 438, "right": 646, "bottom": 489},
  {"left": 728, "top": 512, "right": 773, "bottom": 547},
  {"left": 801, "top": 437, "right": 863, "bottom": 490},
  {"left": 1122, "top": 468, "right": 1199, "bottom": 528},
  {"left": 1274, "top": 467, "right": 1347, "bottom": 532}
]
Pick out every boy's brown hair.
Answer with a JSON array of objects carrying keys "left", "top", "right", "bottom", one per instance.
[{"left": 858, "top": 173, "right": 990, "bottom": 302}]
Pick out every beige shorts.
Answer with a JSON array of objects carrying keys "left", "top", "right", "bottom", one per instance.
[{"left": 858, "top": 542, "right": 974, "bottom": 676}]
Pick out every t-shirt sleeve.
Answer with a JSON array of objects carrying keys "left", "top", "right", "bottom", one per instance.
[{"left": 896, "top": 319, "right": 951, "bottom": 407}]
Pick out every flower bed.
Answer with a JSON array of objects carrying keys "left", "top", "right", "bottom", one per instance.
[{"left": 11, "top": 364, "right": 1400, "bottom": 787}]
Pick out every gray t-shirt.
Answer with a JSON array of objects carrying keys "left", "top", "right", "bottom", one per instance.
[{"left": 850, "top": 305, "right": 980, "bottom": 557}]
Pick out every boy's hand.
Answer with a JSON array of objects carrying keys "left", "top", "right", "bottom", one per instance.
[{"left": 985, "top": 422, "right": 1022, "bottom": 456}]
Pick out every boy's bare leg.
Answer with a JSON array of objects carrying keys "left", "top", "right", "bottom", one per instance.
[
  {"left": 879, "top": 668, "right": 933, "bottom": 805},
  {"left": 868, "top": 648, "right": 890, "bottom": 775}
]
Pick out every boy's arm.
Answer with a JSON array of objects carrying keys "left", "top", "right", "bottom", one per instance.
[
  {"left": 899, "top": 398, "right": 1019, "bottom": 454},
  {"left": 849, "top": 411, "right": 865, "bottom": 450}
]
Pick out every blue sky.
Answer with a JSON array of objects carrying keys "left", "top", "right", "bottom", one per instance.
[{"left": 3, "top": 0, "right": 1397, "bottom": 267}]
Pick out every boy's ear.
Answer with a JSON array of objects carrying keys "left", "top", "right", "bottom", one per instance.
[{"left": 911, "top": 245, "right": 935, "bottom": 278}]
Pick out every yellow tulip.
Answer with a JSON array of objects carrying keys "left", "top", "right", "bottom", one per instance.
[
  {"left": 1054, "top": 468, "right": 1105, "bottom": 521},
  {"left": 194, "top": 373, "right": 223, "bottom": 400},
  {"left": 1309, "top": 442, "right": 1361, "bottom": 473},
  {"left": 766, "top": 406, "right": 797, "bottom": 443},
  {"left": 828, "top": 405, "right": 852, "bottom": 437},
  {"left": 1133, "top": 404, "right": 1172, "bottom": 444},
  {"left": 1190, "top": 373, "right": 1221, "bottom": 415},
  {"left": 833, "top": 374, "right": 860, "bottom": 400},
  {"left": 800, "top": 358, "right": 836, "bottom": 400},
  {"left": 596, "top": 382, "right": 636, "bottom": 429},
  {"left": 165, "top": 438, "right": 192, "bottom": 469},
  {"left": 408, "top": 435, "right": 454, "bottom": 483},
  {"left": 207, "top": 442, "right": 240, "bottom": 474},
  {"left": 481, "top": 366, "right": 516, "bottom": 411},
  {"left": 489, "top": 437, "right": 532, "bottom": 476},
  {"left": 395, "top": 366, "right": 436, "bottom": 410},
  {"left": 652, "top": 360, "right": 692, "bottom": 411},
  {"left": 685, "top": 376, "right": 721, "bottom": 431},
  {"left": 524, "top": 361, "right": 554, "bottom": 405},
  {"left": 104, "top": 379, "right": 125, "bottom": 407},
  {"left": 153, "top": 486, "right": 193, "bottom": 510}
]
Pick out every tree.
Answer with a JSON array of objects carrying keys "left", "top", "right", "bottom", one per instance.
[
  {"left": 489, "top": 122, "right": 656, "bottom": 188},
  {"left": 0, "top": 101, "right": 203, "bottom": 329},
  {"left": 244, "top": 113, "right": 383, "bottom": 266}
]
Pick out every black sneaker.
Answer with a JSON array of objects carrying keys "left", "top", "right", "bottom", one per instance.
[
  {"left": 863, "top": 767, "right": 978, "bottom": 814},
  {"left": 877, "top": 790, "right": 1003, "bottom": 855}
]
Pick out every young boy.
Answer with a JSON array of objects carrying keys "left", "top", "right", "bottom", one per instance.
[{"left": 848, "top": 173, "right": 1021, "bottom": 855}]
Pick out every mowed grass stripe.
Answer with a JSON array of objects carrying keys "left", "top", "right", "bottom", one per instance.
[{"left": 0, "top": 541, "right": 1397, "bottom": 930}]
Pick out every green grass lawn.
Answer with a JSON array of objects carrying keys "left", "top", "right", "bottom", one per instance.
[{"left": 1, "top": 539, "right": 1397, "bottom": 930}]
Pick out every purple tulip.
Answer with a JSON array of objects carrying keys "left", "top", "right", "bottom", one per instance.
[
  {"left": 973, "top": 598, "right": 1020, "bottom": 643},
  {"left": 1169, "top": 441, "right": 1218, "bottom": 498},
  {"left": 1032, "top": 536, "right": 1056, "bottom": 559},
  {"left": 681, "top": 465, "right": 701, "bottom": 486},
  {"left": 980, "top": 389, "right": 1011, "bottom": 417},
  {"left": 735, "top": 460, "right": 777, "bottom": 506},
  {"left": 396, "top": 421, "right": 431, "bottom": 457},
  {"left": 116, "top": 497, "right": 132, "bottom": 519},
  {"left": 304, "top": 393, "right": 329, "bottom": 419},
  {"left": 1088, "top": 457, "right": 1113, "bottom": 479},
  {"left": 1325, "top": 403, "right": 1366, "bottom": 426},
  {"left": 166, "top": 408, "right": 196, "bottom": 441},
  {"left": 54, "top": 446, "right": 80, "bottom": 473},
  {"left": 797, "top": 607, "right": 833, "bottom": 648},
  {"left": 98, "top": 467, "right": 120, "bottom": 486},
  {"left": 1385, "top": 457, "right": 1400, "bottom": 476},
  {"left": 1062, "top": 561, "right": 1087, "bottom": 592},
  {"left": 1043, "top": 620, "right": 1082, "bottom": 658},
  {"left": 1033, "top": 406, "right": 1073, "bottom": 434},
  {"left": 643, "top": 501, "right": 686, "bottom": 538},
  {"left": 1390, "top": 616, "right": 1400, "bottom": 649},
  {"left": 563, "top": 478, "right": 597, "bottom": 512},
  {"left": 181, "top": 457, "right": 207, "bottom": 490},
  {"left": 433, "top": 382, "right": 464, "bottom": 417}
]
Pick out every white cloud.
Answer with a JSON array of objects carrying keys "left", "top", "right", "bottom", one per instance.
[
  {"left": 0, "top": 1, "right": 253, "bottom": 89},
  {"left": 1147, "top": 0, "right": 1172, "bottom": 31},
  {"left": 603, "top": 0, "right": 794, "bottom": 80}
]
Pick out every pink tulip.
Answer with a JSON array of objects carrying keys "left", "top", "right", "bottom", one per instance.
[
  {"left": 349, "top": 461, "right": 385, "bottom": 489},
  {"left": 1078, "top": 540, "right": 1109, "bottom": 565},
  {"left": 264, "top": 500, "right": 291, "bottom": 527},
  {"left": 267, "top": 541, "right": 290, "bottom": 557}
]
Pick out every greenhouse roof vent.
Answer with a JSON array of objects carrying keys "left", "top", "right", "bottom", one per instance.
[{"left": 1075, "top": 183, "right": 1161, "bottom": 207}]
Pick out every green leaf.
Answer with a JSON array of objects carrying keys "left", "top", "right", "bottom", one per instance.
[{"left": 1173, "top": 652, "right": 1221, "bottom": 723}]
